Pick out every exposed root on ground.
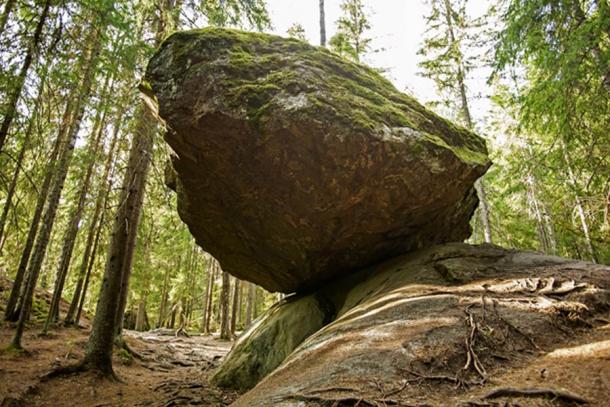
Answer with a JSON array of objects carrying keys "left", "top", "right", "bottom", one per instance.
[
  {"left": 463, "top": 304, "right": 487, "bottom": 381},
  {"left": 41, "top": 361, "right": 122, "bottom": 383},
  {"left": 174, "top": 327, "right": 190, "bottom": 337},
  {"left": 285, "top": 393, "right": 403, "bottom": 406},
  {"left": 483, "top": 386, "right": 590, "bottom": 404},
  {"left": 115, "top": 335, "right": 143, "bottom": 360}
]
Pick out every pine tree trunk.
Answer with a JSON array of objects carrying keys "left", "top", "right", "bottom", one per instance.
[
  {"left": 237, "top": 280, "right": 244, "bottom": 326},
  {"left": 219, "top": 271, "right": 231, "bottom": 340},
  {"left": 561, "top": 141, "right": 597, "bottom": 262},
  {"left": 230, "top": 278, "right": 240, "bottom": 335},
  {"left": 169, "top": 307, "right": 176, "bottom": 329},
  {"left": 82, "top": 102, "right": 155, "bottom": 373},
  {"left": 0, "top": 65, "right": 47, "bottom": 249},
  {"left": 11, "top": 23, "right": 103, "bottom": 348},
  {"left": 75, "top": 209, "right": 105, "bottom": 326},
  {"left": 44, "top": 77, "right": 112, "bottom": 331},
  {"left": 65, "top": 109, "right": 124, "bottom": 324},
  {"left": 522, "top": 145, "right": 558, "bottom": 255},
  {"left": 441, "top": 0, "right": 492, "bottom": 243},
  {"left": 135, "top": 299, "right": 147, "bottom": 331},
  {"left": 203, "top": 259, "right": 216, "bottom": 334},
  {"left": 245, "top": 282, "right": 255, "bottom": 327},
  {"left": 157, "top": 266, "right": 171, "bottom": 328},
  {"left": 3, "top": 109, "right": 65, "bottom": 321},
  {"left": 0, "top": 0, "right": 16, "bottom": 36},
  {"left": 319, "top": 0, "right": 326, "bottom": 46},
  {"left": 0, "top": 0, "right": 51, "bottom": 153},
  {"left": 474, "top": 180, "right": 492, "bottom": 243}
]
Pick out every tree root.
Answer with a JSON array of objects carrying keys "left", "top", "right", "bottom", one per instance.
[
  {"left": 464, "top": 305, "right": 487, "bottom": 380},
  {"left": 2, "top": 343, "right": 30, "bottom": 356},
  {"left": 174, "top": 327, "right": 190, "bottom": 338},
  {"left": 483, "top": 387, "right": 589, "bottom": 404},
  {"left": 40, "top": 362, "right": 88, "bottom": 381},
  {"left": 114, "top": 336, "right": 143, "bottom": 360},
  {"left": 285, "top": 393, "right": 402, "bottom": 406},
  {"left": 400, "top": 367, "right": 460, "bottom": 385},
  {"left": 41, "top": 361, "right": 123, "bottom": 383}
]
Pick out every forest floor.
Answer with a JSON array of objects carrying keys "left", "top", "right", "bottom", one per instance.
[
  {"left": 0, "top": 276, "right": 238, "bottom": 406},
  {"left": 1, "top": 276, "right": 610, "bottom": 406}
]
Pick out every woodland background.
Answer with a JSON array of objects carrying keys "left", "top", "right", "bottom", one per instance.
[{"left": 0, "top": 0, "right": 608, "bottom": 344}]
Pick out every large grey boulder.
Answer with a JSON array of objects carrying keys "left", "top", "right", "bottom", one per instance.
[
  {"left": 224, "top": 243, "right": 610, "bottom": 406},
  {"left": 145, "top": 28, "right": 490, "bottom": 293}
]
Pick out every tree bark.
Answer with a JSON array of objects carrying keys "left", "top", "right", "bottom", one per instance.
[
  {"left": 157, "top": 266, "right": 171, "bottom": 328},
  {"left": 4, "top": 106, "right": 65, "bottom": 322},
  {"left": 474, "top": 179, "right": 492, "bottom": 243},
  {"left": 135, "top": 299, "right": 147, "bottom": 331},
  {"left": 561, "top": 141, "right": 597, "bottom": 262},
  {"left": 441, "top": 0, "right": 492, "bottom": 243},
  {"left": 82, "top": 102, "right": 155, "bottom": 373},
  {"left": 11, "top": 21, "right": 103, "bottom": 348},
  {"left": 0, "top": 0, "right": 16, "bottom": 36},
  {"left": 0, "top": 64, "right": 47, "bottom": 250},
  {"left": 75, "top": 208, "right": 105, "bottom": 326},
  {"left": 203, "top": 258, "right": 216, "bottom": 334},
  {"left": 44, "top": 76, "right": 112, "bottom": 331},
  {"left": 245, "top": 282, "right": 255, "bottom": 327},
  {"left": 65, "top": 108, "right": 124, "bottom": 324},
  {"left": 0, "top": 0, "right": 51, "bottom": 153},
  {"left": 219, "top": 270, "right": 231, "bottom": 340},
  {"left": 230, "top": 278, "right": 240, "bottom": 335}
]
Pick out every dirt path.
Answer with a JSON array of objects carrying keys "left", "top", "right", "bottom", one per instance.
[{"left": 0, "top": 325, "right": 238, "bottom": 406}]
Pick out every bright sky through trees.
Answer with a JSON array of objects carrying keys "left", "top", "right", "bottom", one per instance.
[{"left": 266, "top": 0, "right": 490, "bottom": 121}]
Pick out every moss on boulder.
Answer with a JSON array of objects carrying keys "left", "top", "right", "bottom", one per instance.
[
  {"left": 210, "top": 293, "right": 331, "bottom": 390},
  {"left": 145, "top": 28, "right": 491, "bottom": 293}
]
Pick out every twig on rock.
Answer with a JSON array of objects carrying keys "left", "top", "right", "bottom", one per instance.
[
  {"left": 285, "top": 393, "right": 400, "bottom": 406},
  {"left": 483, "top": 387, "right": 589, "bottom": 404},
  {"left": 464, "top": 305, "right": 487, "bottom": 380},
  {"left": 400, "top": 367, "right": 459, "bottom": 385}
]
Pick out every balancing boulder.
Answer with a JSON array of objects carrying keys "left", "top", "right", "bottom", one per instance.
[{"left": 145, "top": 28, "right": 491, "bottom": 293}]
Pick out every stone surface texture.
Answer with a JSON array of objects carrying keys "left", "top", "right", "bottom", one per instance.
[
  {"left": 225, "top": 243, "right": 610, "bottom": 406},
  {"left": 145, "top": 28, "right": 491, "bottom": 293}
]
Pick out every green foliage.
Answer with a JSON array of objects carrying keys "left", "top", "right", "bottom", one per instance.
[
  {"left": 417, "top": 0, "right": 477, "bottom": 124},
  {"left": 194, "top": 0, "right": 271, "bottom": 31},
  {"left": 489, "top": 0, "right": 609, "bottom": 263},
  {"left": 0, "top": 0, "right": 275, "bottom": 337},
  {"left": 286, "top": 23, "right": 306, "bottom": 41},
  {"left": 330, "top": 0, "right": 372, "bottom": 62},
  {"left": 0, "top": 0, "right": 607, "bottom": 353}
]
